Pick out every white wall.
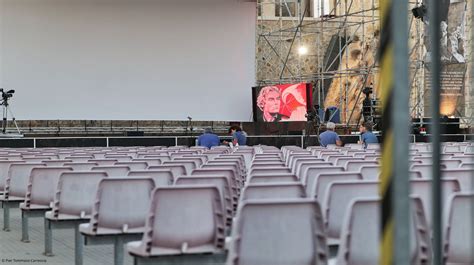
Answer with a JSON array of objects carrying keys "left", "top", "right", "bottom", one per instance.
[{"left": 0, "top": 0, "right": 256, "bottom": 120}]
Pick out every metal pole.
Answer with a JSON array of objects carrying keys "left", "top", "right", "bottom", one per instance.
[
  {"left": 392, "top": 0, "right": 410, "bottom": 264},
  {"left": 428, "top": 0, "right": 442, "bottom": 264}
]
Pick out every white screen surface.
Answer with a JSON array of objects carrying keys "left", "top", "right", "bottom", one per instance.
[{"left": 0, "top": 0, "right": 256, "bottom": 120}]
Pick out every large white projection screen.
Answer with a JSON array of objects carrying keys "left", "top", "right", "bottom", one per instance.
[{"left": 0, "top": 0, "right": 256, "bottom": 120}]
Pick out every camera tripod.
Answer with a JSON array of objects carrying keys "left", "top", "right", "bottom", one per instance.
[{"left": 1, "top": 99, "right": 21, "bottom": 135}]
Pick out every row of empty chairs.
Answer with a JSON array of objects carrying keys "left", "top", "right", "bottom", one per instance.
[{"left": 0, "top": 142, "right": 472, "bottom": 264}]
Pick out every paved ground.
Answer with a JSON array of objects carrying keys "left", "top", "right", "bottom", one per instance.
[{"left": 0, "top": 208, "right": 135, "bottom": 265}]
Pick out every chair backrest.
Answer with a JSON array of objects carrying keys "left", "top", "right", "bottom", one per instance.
[
  {"left": 131, "top": 158, "right": 163, "bottom": 167},
  {"left": 26, "top": 167, "right": 74, "bottom": 208},
  {"left": 409, "top": 164, "right": 447, "bottom": 179},
  {"left": 104, "top": 154, "right": 133, "bottom": 161},
  {"left": 459, "top": 162, "right": 474, "bottom": 169},
  {"left": 87, "top": 159, "right": 118, "bottom": 166},
  {"left": 335, "top": 157, "right": 365, "bottom": 167},
  {"left": 311, "top": 172, "right": 363, "bottom": 200},
  {"left": 192, "top": 168, "right": 240, "bottom": 192},
  {"left": 0, "top": 160, "right": 26, "bottom": 191},
  {"left": 248, "top": 174, "right": 299, "bottom": 184},
  {"left": 444, "top": 193, "right": 474, "bottom": 265},
  {"left": 410, "top": 178, "right": 461, "bottom": 229},
  {"left": 241, "top": 183, "right": 305, "bottom": 201},
  {"left": 174, "top": 157, "right": 204, "bottom": 167},
  {"left": 149, "top": 165, "right": 187, "bottom": 177},
  {"left": 345, "top": 161, "right": 378, "bottom": 172},
  {"left": 288, "top": 155, "right": 320, "bottom": 170},
  {"left": 251, "top": 162, "right": 286, "bottom": 169},
  {"left": 227, "top": 199, "right": 327, "bottom": 265},
  {"left": 162, "top": 160, "right": 196, "bottom": 175},
  {"left": 91, "top": 166, "right": 130, "bottom": 177},
  {"left": 324, "top": 181, "right": 379, "bottom": 239},
  {"left": 128, "top": 170, "right": 174, "bottom": 187},
  {"left": 359, "top": 165, "right": 380, "bottom": 180},
  {"left": 294, "top": 161, "right": 332, "bottom": 179},
  {"left": 175, "top": 176, "right": 233, "bottom": 223},
  {"left": 249, "top": 167, "right": 291, "bottom": 177},
  {"left": 43, "top": 159, "right": 73, "bottom": 167},
  {"left": 441, "top": 159, "right": 463, "bottom": 169},
  {"left": 64, "top": 155, "right": 94, "bottom": 162},
  {"left": 63, "top": 162, "right": 98, "bottom": 171},
  {"left": 141, "top": 186, "right": 225, "bottom": 255},
  {"left": 114, "top": 161, "right": 148, "bottom": 171},
  {"left": 51, "top": 171, "right": 107, "bottom": 219},
  {"left": 6, "top": 163, "right": 47, "bottom": 198},
  {"left": 87, "top": 178, "right": 155, "bottom": 233},
  {"left": 336, "top": 197, "right": 432, "bottom": 265},
  {"left": 303, "top": 166, "right": 345, "bottom": 190},
  {"left": 442, "top": 169, "right": 474, "bottom": 191},
  {"left": 451, "top": 155, "right": 474, "bottom": 164}
]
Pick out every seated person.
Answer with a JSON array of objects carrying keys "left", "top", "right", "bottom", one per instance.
[
  {"left": 319, "top": 122, "right": 343, "bottom": 147},
  {"left": 229, "top": 125, "right": 247, "bottom": 146},
  {"left": 197, "top": 128, "right": 220, "bottom": 149},
  {"left": 358, "top": 121, "right": 379, "bottom": 148}
]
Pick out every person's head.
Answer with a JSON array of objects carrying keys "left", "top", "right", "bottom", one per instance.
[
  {"left": 360, "top": 121, "right": 373, "bottom": 133},
  {"left": 229, "top": 125, "right": 242, "bottom": 134},
  {"left": 257, "top": 86, "right": 281, "bottom": 115},
  {"left": 326, "top": 122, "right": 336, "bottom": 131},
  {"left": 203, "top": 127, "right": 213, "bottom": 134}
]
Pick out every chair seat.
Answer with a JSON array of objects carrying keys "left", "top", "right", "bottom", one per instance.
[
  {"left": 79, "top": 223, "right": 145, "bottom": 236},
  {"left": 20, "top": 202, "right": 51, "bottom": 211},
  {"left": 45, "top": 211, "right": 91, "bottom": 221},
  {"left": 127, "top": 241, "right": 221, "bottom": 257},
  {"left": 0, "top": 195, "right": 24, "bottom": 202}
]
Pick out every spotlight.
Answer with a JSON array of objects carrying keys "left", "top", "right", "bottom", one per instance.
[{"left": 298, "top": 46, "right": 308, "bottom": 55}]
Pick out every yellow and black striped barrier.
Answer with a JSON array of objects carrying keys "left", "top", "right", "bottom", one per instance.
[{"left": 379, "top": 1, "right": 394, "bottom": 265}]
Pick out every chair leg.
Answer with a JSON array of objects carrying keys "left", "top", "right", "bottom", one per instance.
[
  {"left": 74, "top": 225, "right": 84, "bottom": 265},
  {"left": 43, "top": 219, "right": 54, "bottom": 257},
  {"left": 21, "top": 211, "right": 30, "bottom": 242},
  {"left": 113, "top": 237, "right": 124, "bottom": 265},
  {"left": 2, "top": 201, "right": 10, "bottom": 231}
]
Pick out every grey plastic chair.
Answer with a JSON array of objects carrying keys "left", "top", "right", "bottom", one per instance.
[
  {"left": 323, "top": 181, "right": 379, "bottom": 245},
  {"left": 63, "top": 162, "right": 99, "bottom": 171},
  {"left": 162, "top": 160, "right": 197, "bottom": 175},
  {"left": 149, "top": 165, "right": 187, "bottom": 178},
  {"left": 79, "top": 178, "right": 155, "bottom": 265},
  {"left": 227, "top": 199, "right": 328, "bottom": 265},
  {"left": 175, "top": 176, "right": 233, "bottom": 228},
  {"left": 359, "top": 165, "right": 380, "bottom": 180},
  {"left": 91, "top": 166, "right": 130, "bottom": 177},
  {"left": 442, "top": 169, "right": 474, "bottom": 191},
  {"left": 20, "top": 166, "right": 74, "bottom": 242},
  {"left": 114, "top": 161, "right": 148, "bottom": 171},
  {"left": 345, "top": 161, "right": 378, "bottom": 172},
  {"left": 1, "top": 163, "right": 47, "bottom": 231},
  {"left": 310, "top": 172, "right": 363, "bottom": 200},
  {"left": 241, "top": 182, "right": 306, "bottom": 201},
  {"left": 410, "top": 178, "right": 461, "bottom": 229},
  {"left": 128, "top": 170, "right": 174, "bottom": 187},
  {"left": 443, "top": 193, "right": 474, "bottom": 265},
  {"left": 43, "top": 171, "right": 107, "bottom": 258},
  {"left": 303, "top": 166, "right": 345, "bottom": 191},
  {"left": 87, "top": 159, "right": 119, "bottom": 166},
  {"left": 127, "top": 185, "right": 226, "bottom": 265},
  {"left": 335, "top": 197, "right": 432, "bottom": 265},
  {"left": 248, "top": 173, "right": 299, "bottom": 184},
  {"left": 295, "top": 161, "right": 332, "bottom": 179},
  {"left": 0, "top": 160, "right": 26, "bottom": 195}
]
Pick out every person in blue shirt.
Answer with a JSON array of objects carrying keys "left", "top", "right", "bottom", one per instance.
[
  {"left": 319, "top": 122, "right": 343, "bottom": 147},
  {"left": 358, "top": 121, "right": 379, "bottom": 148},
  {"left": 197, "top": 128, "right": 220, "bottom": 149},
  {"left": 230, "top": 125, "right": 247, "bottom": 146}
]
